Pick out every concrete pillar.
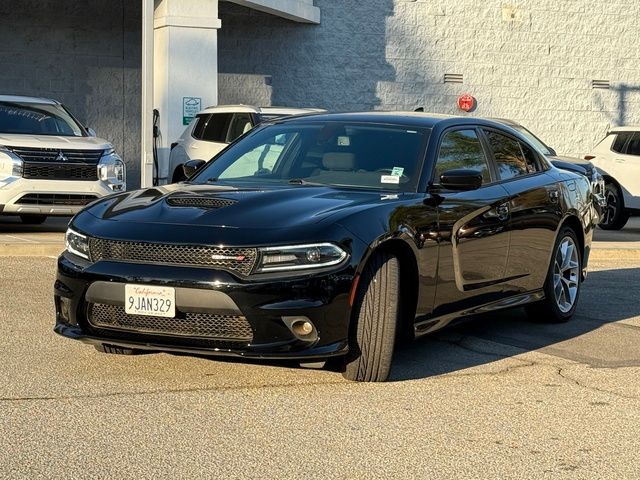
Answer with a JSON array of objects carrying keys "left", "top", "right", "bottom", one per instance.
[{"left": 151, "top": 0, "right": 221, "bottom": 186}]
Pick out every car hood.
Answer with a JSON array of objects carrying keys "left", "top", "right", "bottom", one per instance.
[
  {"left": 0, "top": 133, "right": 112, "bottom": 150},
  {"left": 548, "top": 155, "right": 592, "bottom": 176},
  {"left": 77, "top": 183, "right": 409, "bottom": 244}
]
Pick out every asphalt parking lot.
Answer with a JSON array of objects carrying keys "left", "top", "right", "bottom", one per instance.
[{"left": 1, "top": 218, "right": 639, "bottom": 478}]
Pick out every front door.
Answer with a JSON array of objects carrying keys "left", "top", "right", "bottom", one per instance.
[{"left": 430, "top": 128, "right": 512, "bottom": 318}]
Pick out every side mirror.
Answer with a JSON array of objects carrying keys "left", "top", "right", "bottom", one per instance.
[
  {"left": 182, "top": 159, "right": 206, "bottom": 179},
  {"left": 547, "top": 146, "right": 557, "bottom": 156},
  {"left": 438, "top": 169, "right": 483, "bottom": 191},
  {"left": 86, "top": 127, "right": 97, "bottom": 137}
]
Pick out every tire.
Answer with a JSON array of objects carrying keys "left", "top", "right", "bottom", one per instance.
[
  {"left": 599, "top": 183, "right": 630, "bottom": 230},
  {"left": 343, "top": 252, "right": 400, "bottom": 382},
  {"left": 19, "top": 214, "right": 47, "bottom": 225},
  {"left": 94, "top": 344, "right": 139, "bottom": 355},
  {"left": 526, "top": 227, "right": 582, "bottom": 323}
]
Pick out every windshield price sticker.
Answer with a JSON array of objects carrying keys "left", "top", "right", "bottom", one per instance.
[
  {"left": 125, "top": 284, "right": 175, "bottom": 318},
  {"left": 390, "top": 166, "right": 404, "bottom": 177},
  {"left": 381, "top": 175, "right": 400, "bottom": 184}
]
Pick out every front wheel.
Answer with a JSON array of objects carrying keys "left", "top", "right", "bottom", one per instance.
[
  {"left": 343, "top": 252, "right": 400, "bottom": 382},
  {"left": 526, "top": 227, "right": 581, "bottom": 323},
  {"left": 599, "top": 183, "right": 629, "bottom": 230}
]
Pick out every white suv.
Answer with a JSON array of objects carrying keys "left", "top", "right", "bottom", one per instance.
[
  {"left": 586, "top": 127, "right": 640, "bottom": 229},
  {"left": 0, "top": 95, "right": 125, "bottom": 224},
  {"left": 168, "top": 105, "right": 323, "bottom": 182}
]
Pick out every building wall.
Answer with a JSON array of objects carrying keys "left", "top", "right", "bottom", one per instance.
[
  {"left": 0, "top": 0, "right": 142, "bottom": 188},
  {"left": 218, "top": 0, "right": 640, "bottom": 157}
]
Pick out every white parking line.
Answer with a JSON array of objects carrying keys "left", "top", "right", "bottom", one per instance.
[{"left": 1, "top": 235, "right": 38, "bottom": 243}]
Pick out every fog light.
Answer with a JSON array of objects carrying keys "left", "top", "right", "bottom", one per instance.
[
  {"left": 292, "top": 320, "right": 314, "bottom": 336},
  {"left": 58, "top": 297, "right": 72, "bottom": 323}
]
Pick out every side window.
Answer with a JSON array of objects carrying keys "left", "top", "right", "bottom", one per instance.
[
  {"left": 200, "top": 113, "right": 233, "bottom": 143},
  {"left": 519, "top": 142, "right": 542, "bottom": 173},
  {"left": 612, "top": 132, "right": 632, "bottom": 153},
  {"left": 191, "top": 114, "right": 209, "bottom": 140},
  {"left": 484, "top": 130, "right": 529, "bottom": 180},
  {"left": 435, "top": 129, "right": 490, "bottom": 185},
  {"left": 625, "top": 132, "right": 640, "bottom": 156},
  {"left": 226, "top": 113, "right": 253, "bottom": 143}
]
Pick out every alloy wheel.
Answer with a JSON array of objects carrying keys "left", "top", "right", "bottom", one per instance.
[
  {"left": 602, "top": 189, "right": 618, "bottom": 227},
  {"left": 553, "top": 236, "right": 580, "bottom": 313}
]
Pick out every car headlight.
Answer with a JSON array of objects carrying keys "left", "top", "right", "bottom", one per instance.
[
  {"left": 98, "top": 148, "right": 126, "bottom": 191},
  {"left": 65, "top": 228, "right": 90, "bottom": 260},
  {"left": 0, "top": 145, "right": 23, "bottom": 179},
  {"left": 255, "top": 243, "right": 348, "bottom": 272}
]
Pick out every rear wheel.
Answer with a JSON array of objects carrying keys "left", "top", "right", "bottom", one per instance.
[
  {"left": 526, "top": 227, "right": 581, "bottom": 323},
  {"left": 343, "top": 252, "right": 399, "bottom": 382},
  {"left": 599, "top": 183, "right": 629, "bottom": 230},
  {"left": 19, "top": 214, "right": 47, "bottom": 225},
  {"left": 94, "top": 344, "right": 140, "bottom": 355}
]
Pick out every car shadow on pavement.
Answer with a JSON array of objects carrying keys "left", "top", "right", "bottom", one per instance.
[
  {"left": 389, "top": 267, "right": 640, "bottom": 382},
  {"left": 0, "top": 216, "right": 69, "bottom": 233}
]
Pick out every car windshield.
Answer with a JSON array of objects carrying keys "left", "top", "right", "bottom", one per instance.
[
  {"left": 512, "top": 125, "right": 552, "bottom": 156},
  {"left": 192, "top": 121, "right": 429, "bottom": 192},
  {"left": 0, "top": 101, "right": 85, "bottom": 136}
]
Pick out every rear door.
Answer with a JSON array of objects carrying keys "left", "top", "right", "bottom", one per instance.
[
  {"left": 431, "top": 127, "right": 512, "bottom": 317},
  {"left": 613, "top": 132, "right": 640, "bottom": 207},
  {"left": 190, "top": 112, "right": 233, "bottom": 160},
  {"left": 481, "top": 127, "right": 560, "bottom": 292}
]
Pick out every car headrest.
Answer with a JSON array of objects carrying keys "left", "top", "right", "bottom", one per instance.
[{"left": 322, "top": 152, "right": 355, "bottom": 171}]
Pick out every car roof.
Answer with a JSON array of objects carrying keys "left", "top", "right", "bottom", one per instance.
[
  {"left": 198, "top": 104, "right": 324, "bottom": 115},
  {"left": 270, "top": 111, "right": 512, "bottom": 129},
  {"left": 0, "top": 94, "right": 59, "bottom": 105},
  {"left": 608, "top": 126, "right": 640, "bottom": 133}
]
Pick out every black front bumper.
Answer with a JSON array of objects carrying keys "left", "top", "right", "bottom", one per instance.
[{"left": 54, "top": 253, "right": 355, "bottom": 360}]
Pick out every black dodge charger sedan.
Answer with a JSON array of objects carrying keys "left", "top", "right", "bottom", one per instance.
[{"left": 55, "top": 112, "right": 599, "bottom": 382}]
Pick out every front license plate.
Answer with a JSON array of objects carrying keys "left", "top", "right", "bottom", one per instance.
[{"left": 125, "top": 284, "right": 175, "bottom": 318}]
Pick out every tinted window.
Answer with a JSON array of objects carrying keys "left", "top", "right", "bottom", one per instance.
[
  {"left": 435, "top": 129, "right": 490, "bottom": 184},
  {"left": 485, "top": 130, "right": 530, "bottom": 180},
  {"left": 625, "top": 133, "right": 640, "bottom": 156},
  {"left": 193, "top": 122, "right": 429, "bottom": 192},
  {"left": 193, "top": 113, "right": 233, "bottom": 143},
  {"left": 612, "top": 132, "right": 632, "bottom": 153},
  {"left": 226, "top": 113, "right": 253, "bottom": 142},
  {"left": 0, "top": 101, "right": 84, "bottom": 136},
  {"left": 191, "top": 114, "right": 208, "bottom": 139}
]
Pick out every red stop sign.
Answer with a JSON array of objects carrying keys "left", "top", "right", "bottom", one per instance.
[{"left": 457, "top": 94, "right": 476, "bottom": 112}]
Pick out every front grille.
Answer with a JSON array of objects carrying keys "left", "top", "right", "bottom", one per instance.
[
  {"left": 16, "top": 193, "right": 98, "bottom": 206},
  {"left": 88, "top": 303, "right": 253, "bottom": 341},
  {"left": 167, "top": 196, "right": 237, "bottom": 209},
  {"left": 11, "top": 147, "right": 103, "bottom": 163},
  {"left": 88, "top": 238, "right": 258, "bottom": 276},
  {"left": 22, "top": 162, "right": 98, "bottom": 181}
]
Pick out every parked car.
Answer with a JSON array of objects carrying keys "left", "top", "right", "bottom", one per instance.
[
  {"left": 55, "top": 112, "right": 598, "bottom": 382},
  {"left": 0, "top": 95, "right": 125, "bottom": 224},
  {"left": 493, "top": 118, "right": 606, "bottom": 216},
  {"left": 168, "top": 105, "right": 323, "bottom": 183},
  {"left": 584, "top": 127, "right": 640, "bottom": 229}
]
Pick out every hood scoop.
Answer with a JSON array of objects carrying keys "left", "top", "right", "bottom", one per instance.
[{"left": 166, "top": 196, "right": 237, "bottom": 209}]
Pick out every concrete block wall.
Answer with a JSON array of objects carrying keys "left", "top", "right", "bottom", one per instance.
[
  {"left": 218, "top": 0, "right": 640, "bottom": 157},
  {"left": 0, "top": 0, "right": 142, "bottom": 188}
]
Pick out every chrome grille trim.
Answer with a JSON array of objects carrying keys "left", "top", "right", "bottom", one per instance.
[
  {"left": 16, "top": 193, "right": 98, "bottom": 206},
  {"left": 88, "top": 303, "right": 253, "bottom": 340},
  {"left": 10, "top": 147, "right": 104, "bottom": 163},
  {"left": 88, "top": 238, "right": 258, "bottom": 276}
]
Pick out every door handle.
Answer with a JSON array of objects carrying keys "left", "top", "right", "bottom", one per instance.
[{"left": 496, "top": 202, "right": 510, "bottom": 220}]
